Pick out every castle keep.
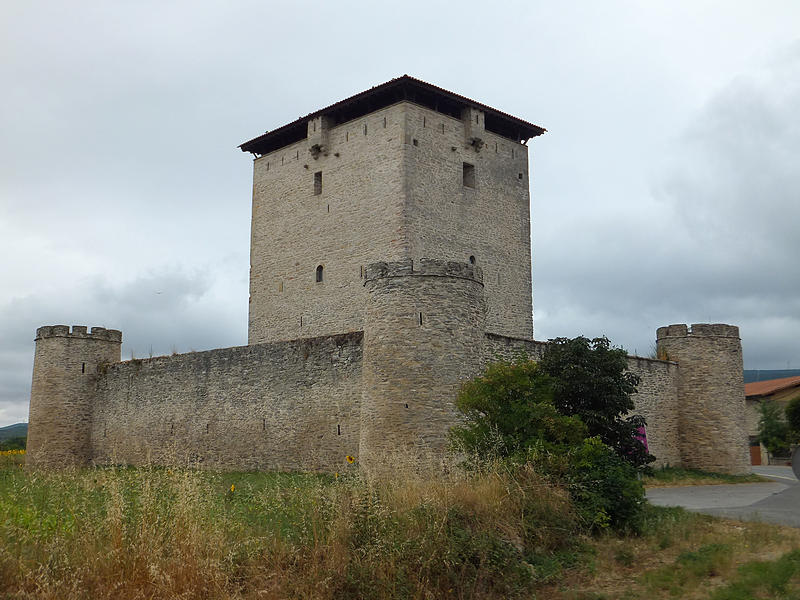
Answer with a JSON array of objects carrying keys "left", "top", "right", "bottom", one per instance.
[{"left": 26, "top": 76, "right": 751, "bottom": 473}]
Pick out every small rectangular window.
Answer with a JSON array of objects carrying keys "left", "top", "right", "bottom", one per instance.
[
  {"left": 463, "top": 162, "right": 475, "bottom": 188},
  {"left": 314, "top": 171, "right": 322, "bottom": 195}
]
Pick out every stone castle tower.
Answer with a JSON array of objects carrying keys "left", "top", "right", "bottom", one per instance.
[
  {"left": 242, "top": 76, "right": 542, "bottom": 344},
  {"left": 27, "top": 326, "right": 122, "bottom": 467},
  {"left": 26, "top": 76, "right": 750, "bottom": 474},
  {"left": 657, "top": 324, "right": 750, "bottom": 473}
]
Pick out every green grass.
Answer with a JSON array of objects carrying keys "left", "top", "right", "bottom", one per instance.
[
  {"left": 710, "top": 549, "right": 800, "bottom": 599},
  {"left": 2, "top": 453, "right": 798, "bottom": 600},
  {"left": 643, "top": 467, "right": 768, "bottom": 487}
]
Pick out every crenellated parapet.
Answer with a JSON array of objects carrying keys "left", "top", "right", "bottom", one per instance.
[
  {"left": 35, "top": 325, "right": 123, "bottom": 343},
  {"left": 657, "top": 323, "right": 739, "bottom": 340},
  {"left": 656, "top": 323, "right": 749, "bottom": 473}
]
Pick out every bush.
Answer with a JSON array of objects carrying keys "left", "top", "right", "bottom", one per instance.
[
  {"left": 450, "top": 359, "right": 586, "bottom": 460},
  {"left": 0, "top": 436, "right": 25, "bottom": 451},
  {"left": 450, "top": 355, "right": 647, "bottom": 533},
  {"left": 785, "top": 395, "right": 800, "bottom": 442},
  {"left": 539, "top": 336, "right": 654, "bottom": 468},
  {"left": 758, "top": 400, "right": 791, "bottom": 456},
  {"left": 565, "top": 437, "right": 646, "bottom": 533}
]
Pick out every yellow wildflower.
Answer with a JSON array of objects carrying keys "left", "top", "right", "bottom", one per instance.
[
  {"left": 346, "top": 455, "right": 355, "bottom": 464},
  {"left": 230, "top": 484, "right": 235, "bottom": 492}
]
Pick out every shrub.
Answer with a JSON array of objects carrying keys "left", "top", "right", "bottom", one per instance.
[
  {"left": 450, "top": 359, "right": 586, "bottom": 460},
  {"left": 785, "top": 395, "right": 800, "bottom": 442},
  {"left": 565, "top": 437, "right": 646, "bottom": 533},
  {"left": 539, "top": 336, "right": 654, "bottom": 468},
  {"left": 450, "top": 355, "right": 647, "bottom": 533},
  {"left": 758, "top": 400, "right": 791, "bottom": 456}
]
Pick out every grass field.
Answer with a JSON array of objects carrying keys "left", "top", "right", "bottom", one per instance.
[
  {"left": 643, "top": 467, "right": 769, "bottom": 488},
  {"left": 1, "top": 452, "right": 798, "bottom": 599}
]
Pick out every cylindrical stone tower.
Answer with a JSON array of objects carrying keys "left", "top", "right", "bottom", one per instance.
[
  {"left": 656, "top": 323, "right": 750, "bottom": 474},
  {"left": 360, "top": 258, "right": 486, "bottom": 466},
  {"left": 27, "top": 325, "right": 122, "bottom": 468}
]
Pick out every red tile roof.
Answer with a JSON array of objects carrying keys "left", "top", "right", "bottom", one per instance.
[{"left": 745, "top": 376, "right": 800, "bottom": 398}]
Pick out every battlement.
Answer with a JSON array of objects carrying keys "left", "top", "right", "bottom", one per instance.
[
  {"left": 656, "top": 323, "right": 739, "bottom": 340},
  {"left": 364, "top": 258, "right": 483, "bottom": 285},
  {"left": 35, "top": 325, "right": 122, "bottom": 343}
]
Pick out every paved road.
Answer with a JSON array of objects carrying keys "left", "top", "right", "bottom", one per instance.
[{"left": 646, "top": 466, "right": 800, "bottom": 527}]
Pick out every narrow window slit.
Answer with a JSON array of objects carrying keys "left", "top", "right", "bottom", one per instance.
[
  {"left": 418, "top": 312, "right": 423, "bottom": 326},
  {"left": 314, "top": 171, "right": 322, "bottom": 195},
  {"left": 383, "top": 116, "right": 387, "bottom": 128},
  {"left": 463, "top": 162, "right": 475, "bottom": 188},
  {"left": 316, "top": 265, "right": 324, "bottom": 283},
  {"left": 262, "top": 418, "right": 266, "bottom": 431},
  {"left": 337, "top": 424, "right": 341, "bottom": 435},
  {"left": 81, "top": 362, "right": 86, "bottom": 373}
]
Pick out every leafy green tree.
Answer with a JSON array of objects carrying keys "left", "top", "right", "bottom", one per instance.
[
  {"left": 758, "top": 400, "right": 791, "bottom": 456},
  {"left": 450, "top": 359, "right": 586, "bottom": 459},
  {"left": 450, "top": 356, "right": 646, "bottom": 533},
  {"left": 0, "top": 436, "right": 26, "bottom": 451},
  {"left": 786, "top": 395, "right": 800, "bottom": 442},
  {"left": 539, "top": 336, "right": 654, "bottom": 468}
]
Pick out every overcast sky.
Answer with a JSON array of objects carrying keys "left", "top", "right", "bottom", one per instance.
[{"left": 2, "top": 1, "right": 799, "bottom": 426}]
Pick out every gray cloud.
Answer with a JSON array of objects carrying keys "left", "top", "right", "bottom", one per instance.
[
  {"left": 2, "top": 2, "right": 800, "bottom": 425},
  {"left": 534, "top": 47, "right": 800, "bottom": 367}
]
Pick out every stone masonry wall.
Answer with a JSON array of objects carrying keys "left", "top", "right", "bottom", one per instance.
[
  {"left": 360, "top": 259, "right": 486, "bottom": 465},
  {"left": 627, "top": 356, "right": 681, "bottom": 468},
  {"left": 248, "top": 101, "right": 535, "bottom": 345},
  {"left": 403, "top": 103, "right": 534, "bottom": 339},
  {"left": 657, "top": 324, "right": 750, "bottom": 474},
  {"left": 248, "top": 103, "right": 409, "bottom": 344},
  {"left": 27, "top": 326, "right": 121, "bottom": 468},
  {"left": 92, "top": 332, "right": 362, "bottom": 471}
]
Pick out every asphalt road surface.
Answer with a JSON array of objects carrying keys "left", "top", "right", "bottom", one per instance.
[{"left": 646, "top": 466, "right": 800, "bottom": 527}]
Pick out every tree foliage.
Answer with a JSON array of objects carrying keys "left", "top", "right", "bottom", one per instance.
[
  {"left": 786, "top": 395, "right": 800, "bottom": 441},
  {"left": 758, "top": 400, "right": 791, "bottom": 456},
  {"left": 450, "top": 359, "right": 586, "bottom": 459},
  {"left": 449, "top": 347, "right": 647, "bottom": 533},
  {"left": 539, "top": 336, "right": 654, "bottom": 468}
]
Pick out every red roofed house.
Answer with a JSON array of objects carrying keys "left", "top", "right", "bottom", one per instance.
[{"left": 744, "top": 376, "right": 800, "bottom": 465}]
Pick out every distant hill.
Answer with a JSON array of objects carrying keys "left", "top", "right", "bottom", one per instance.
[
  {"left": 0, "top": 423, "right": 27, "bottom": 441},
  {"left": 744, "top": 370, "right": 800, "bottom": 384}
]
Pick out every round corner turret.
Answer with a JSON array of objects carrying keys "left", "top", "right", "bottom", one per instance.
[
  {"left": 360, "top": 258, "right": 486, "bottom": 468},
  {"left": 655, "top": 322, "right": 749, "bottom": 474},
  {"left": 27, "top": 325, "right": 122, "bottom": 468}
]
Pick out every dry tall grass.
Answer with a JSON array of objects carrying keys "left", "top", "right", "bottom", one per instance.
[{"left": 0, "top": 453, "right": 581, "bottom": 599}]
